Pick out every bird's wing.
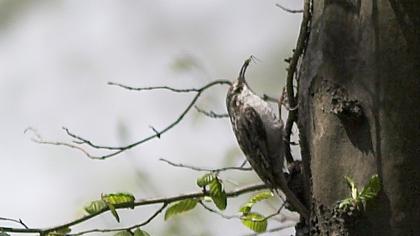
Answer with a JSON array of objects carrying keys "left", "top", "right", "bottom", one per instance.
[{"left": 237, "top": 106, "right": 275, "bottom": 187}]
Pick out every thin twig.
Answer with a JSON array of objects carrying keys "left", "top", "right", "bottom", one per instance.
[
  {"left": 284, "top": 0, "right": 311, "bottom": 164},
  {"left": 199, "top": 201, "right": 241, "bottom": 219},
  {"left": 263, "top": 201, "right": 287, "bottom": 221},
  {"left": 243, "top": 224, "right": 294, "bottom": 236},
  {"left": 0, "top": 184, "right": 267, "bottom": 235},
  {"left": 199, "top": 201, "right": 285, "bottom": 222},
  {"left": 239, "top": 160, "right": 248, "bottom": 168},
  {"left": 159, "top": 158, "right": 252, "bottom": 172},
  {"left": 0, "top": 217, "right": 29, "bottom": 229},
  {"left": 275, "top": 3, "right": 304, "bottom": 13},
  {"left": 25, "top": 128, "right": 96, "bottom": 159},
  {"left": 108, "top": 82, "right": 201, "bottom": 93},
  {"left": 194, "top": 106, "right": 229, "bottom": 118},
  {"left": 148, "top": 125, "right": 161, "bottom": 138},
  {"left": 30, "top": 80, "right": 231, "bottom": 160},
  {"left": 68, "top": 204, "right": 167, "bottom": 236}
]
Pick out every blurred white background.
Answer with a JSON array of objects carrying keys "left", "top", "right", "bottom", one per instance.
[{"left": 0, "top": 0, "right": 303, "bottom": 235}]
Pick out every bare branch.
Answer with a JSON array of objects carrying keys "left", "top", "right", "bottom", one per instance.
[
  {"left": 239, "top": 160, "right": 248, "bottom": 168},
  {"left": 25, "top": 128, "right": 97, "bottom": 159},
  {"left": 0, "top": 184, "right": 267, "bottom": 235},
  {"left": 108, "top": 82, "right": 201, "bottom": 93},
  {"left": 31, "top": 80, "right": 231, "bottom": 160},
  {"left": 199, "top": 201, "right": 241, "bottom": 220},
  {"left": 148, "top": 125, "right": 161, "bottom": 138},
  {"left": 275, "top": 3, "right": 303, "bottom": 14},
  {"left": 0, "top": 217, "right": 28, "bottom": 229},
  {"left": 263, "top": 201, "right": 287, "bottom": 221},
  {"left": 284, "top": 0, "right": 311, "bottom": 164},
  {"left": 194, "top": 106, "right": 229, "bottom": 118},
  {"left": 159, "top": 158, "right": 252, "bottom": 172}
]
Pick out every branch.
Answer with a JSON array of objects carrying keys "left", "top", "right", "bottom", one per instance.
[
  {"left": 243, "top": 224, "right": 294, "bottom": 236},
  {"left": 159, "top": 158, "right": 252, "bottom": 172},
  {"left": 199, "top": 201, "right": 241, "bottom": 220},
  {"left": 0, "top": 184, "right": 267, "bottom": 235},
  {"left": 29, "top": 80, "right": 231, "bottom": 160},
  {"left": 68, "top": 204, "right": 167, "bottom": 236},
  {"left": 0, "top": 217, "right": 28, "bottom": 229},
  {"left": 275, "top": 3, "right": 304, "bottom": 14},
  {"left": 284, "top": 0, "right": 311, "bottom": 164},
  {"left": 108, "top": 82, "right": 203, "bottom": 93},
  {"left": 199, "top": 201, "right": 286, "bottom": 222},
  {"left": 194, "top": 106, "right": 229, "bottom": 118},
  {"left": 24, "top": 127, "right": 97, "bottom": 159}
]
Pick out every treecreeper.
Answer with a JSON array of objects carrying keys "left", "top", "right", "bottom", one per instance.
[{"left": 226, "top": 57, "right": 309, "bottom": 219}]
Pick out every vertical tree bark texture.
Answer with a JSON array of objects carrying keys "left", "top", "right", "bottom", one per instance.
[{"left": 297, "top": 0, "right": 419, "bottom": 235}]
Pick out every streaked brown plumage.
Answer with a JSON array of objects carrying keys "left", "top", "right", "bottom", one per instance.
[{"left": 226, "top": 58, "right": 309, "bottom": 219}]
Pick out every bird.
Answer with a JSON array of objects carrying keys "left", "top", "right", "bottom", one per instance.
[{"left": 226, "top": 57, "right": 309, "bottom": 219}]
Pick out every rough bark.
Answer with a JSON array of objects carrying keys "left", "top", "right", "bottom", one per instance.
[{"left": 297, "top": 0, "right": 420, "bottom": 235}]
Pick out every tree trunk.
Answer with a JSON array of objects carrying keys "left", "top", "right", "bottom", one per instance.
[{"left": 297, "top": 0, "right": 420, "bottom": 235}]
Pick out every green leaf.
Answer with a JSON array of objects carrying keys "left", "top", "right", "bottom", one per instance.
[
  {"left": 105, "top": 201, "right": 120, "bottom": 222},
  {"left": 46, "top": 227, "right": 71, "bottom": 236},
  {"left": 352, "top": 186, "right": 359, "bottom": 200},
  {"left": 208, "top": 178, "right": 227, "bottom": 210},
  {"left": 239, "top": 191, "right": 273, "bottom": 214},
  {"left": 100, "top": 193, "right": 134, "bottom": 223},
  {"left": 241, "top": 212, "right": 267, "bottom": 233},
  {"left": 84, "top": 200, "right": 107, "bottom": 214},
  {"left": 0, "top": 233, "right": 10, "bottom": 236},
  {"left": 360, "top": 175, "right": 380, "bottom": 201},
  {"left": 196, "top": 173, "right": 216, "bottom": 187},
  {"left": 345, "top": 176, "right": 359, "bottom": 200},
  {"left": 338, "top": 198, "right": 354, "bottom": 209},
  {"left": 102, "top": 193, "right": 135, "bottom": 208},
  {"left": 133, "top": 228, "right": 151, "bottom": 236},
  {"left": 114, "top": 231, "right": 132, "bottom": 236},
  {"left": 344, "top": 176, "right": 355, "bottom": 189},
  {"left": 164, "top": 198, "right": 198, "bottom": 220}
]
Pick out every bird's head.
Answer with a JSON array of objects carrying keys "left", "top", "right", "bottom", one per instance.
[
  {"left": 226, "top": 56, "right": 256, "bottom": 111},
  {"left": 229, "top": 56, "right": 253, "bottom": 94}
]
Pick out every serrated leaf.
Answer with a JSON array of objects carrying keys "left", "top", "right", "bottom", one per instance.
[
  {"left": 133, "top": 228, "right": 151, "bottom": 236},
  {"left": 84, "top": 200, "right": 107, "bottom": 214},
  {"left": 164, "top": 198, "right": 198, "bottom": 220},
  {"left": 360, "top": 175, "right": 380, "bottom": 201},
  {"left": 249, "top": 191, "right": 274, "bottom": 202},
  {"left": 241, "top": 212, "right": 267, "bottom": 233},
  {"left": 102, "top": 193, "right": 135, "bottom": 208},
  {"left": 197, "top": 173, "right": 216, "bottom": 187},
  {"left": 240, "top": 191, "right": 273, "bottom": 214},
  {"left": 100, "top": 193, "right": 134, "bottom": 223},
  {"left": 208, "top": 178, "right": 227, "bottom": 210},
  {"left": 114, "top": 231, "right": 132, "bottom": 236},
  {"left": 105, "top": 201, "right": 120, "bottom": 222},
  {"left": 46, "top": 227, "right": 71, "bottom": 236}
]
